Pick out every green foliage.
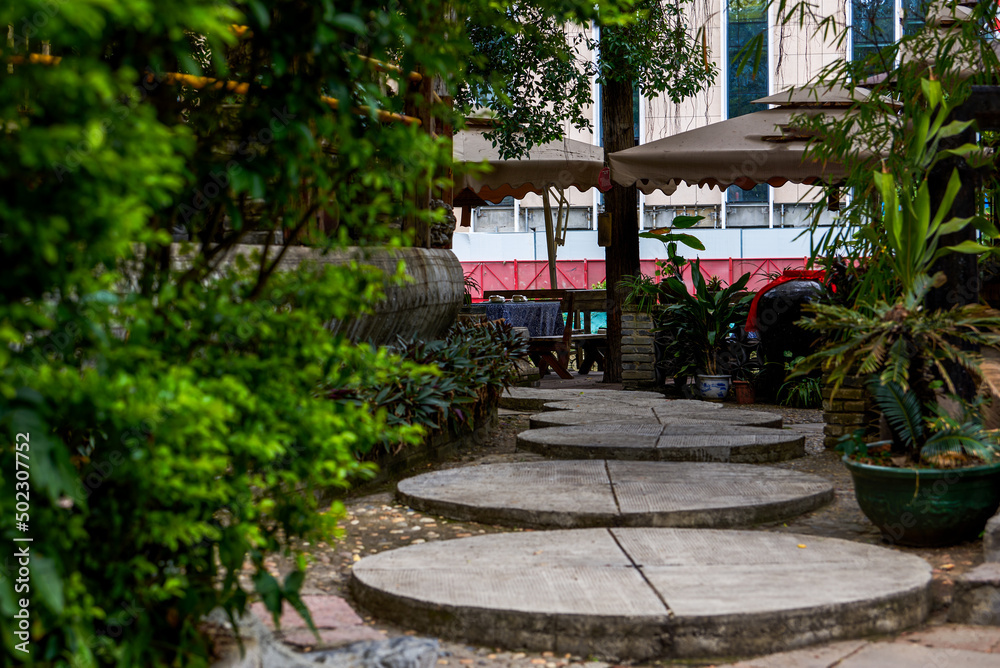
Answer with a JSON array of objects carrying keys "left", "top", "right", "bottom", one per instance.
[
  {"left": 656, "top": 260, "right": 753, "bottom": 376},
  {"left": 1, "top": 261, "right": 417, "bottom": 666},
  {"left": 596, "top": 0, "right": 717, "bottom": 101},
  {"left": 795, "top": 273, "right": 1000, "bottom": 401},
  {"left": 769, "top": 1, "right": 1000, "bottom": 304},
  {"left": 870, "top": 380, "right": 924, "bottom": 452},
  {"left": 776, "top": 357, "right": 822, "bottom": 408},
  {"left": 462, "top": 0, "right": 717, "bottom": 158},
  {"left": 858, "top": 381, "right": 1000, "bottom": 467},
  {"left": 463, "top": 274, "right": 481, "bottom": 305},
  {"left": 354, "top": 322, "right": 528, "bottom": 457},
  {"left": 0, "top": 0, "right": 549, "bottom": 665},
  {"left": 620, "top": 273, "right": 661, "bottom": 314}
]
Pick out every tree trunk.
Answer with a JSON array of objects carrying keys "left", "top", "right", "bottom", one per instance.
[{"left": 601, "top": 75, "right": 640, "bottom": 383}]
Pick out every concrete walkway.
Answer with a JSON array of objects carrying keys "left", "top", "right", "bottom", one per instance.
[
  {"left": 529, "top": 405, "right": 783, "bottom": 429},
  {"left": 350, "top": 528, "right": 932, "bottom": 661},
  {"left": 500, "top": 386, "right": 670, "bottom": 411},
  {"left": 720, "top": 627, "right": 1000, "bottom": 667},
  {"left": 346, "top": 386, "right": 974, "bottom": 666},
  {"left": 517, "top": 422, "right": 805, "bottom": 462},
  {"left": 397, "top": 460, "right": 833, "bottom": 528}
]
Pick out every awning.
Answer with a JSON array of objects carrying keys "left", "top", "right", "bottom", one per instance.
[
  {"left": 608, "top": 107, "right": 856, "bottom": 194},
  {"left": 452, "top": 130, "right": 606, "bottom": 203}
]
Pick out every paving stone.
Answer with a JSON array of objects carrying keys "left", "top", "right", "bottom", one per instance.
[
  {"left": 500, "top": 387, "right": 667, "bottom": 411},
  {"left": 949, "top": 563, "right": 1000, "bottom": 625},
  {"left": 396, "top": 461, "right": 832, "bottom": 529},
  {"left": 654, "top": 406, "right": 783, "bottom": 429},
  {"left": 252, "top": 595, "right": 366, "bottom": 631},
  {"left": 894, "top": 623, "right": 1000, "bottom": 653},
  {"left": 517, "top": 422, "right": 804, "bottom": 463},
  {"left": 834, "top": 642, "right": 1000, "bottom": 667},
  {"left": 281, "top": 627, "right": 384, "bottom": 648},
  {"left": 721, "top": 639, "right": 868, "bottom": 667},
  {"left": 351, "top": 528, "right": 931, "bottom": 661},
  {"left": 528, "top": 406, "right": 782, "bottom": 429},
  {"left": 542, "top": 397, "right": 679, "bottom": 411}
]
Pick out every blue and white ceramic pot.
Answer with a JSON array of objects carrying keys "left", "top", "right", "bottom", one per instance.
[{"left": 695, "top": 374, "right": 731, "bottom": 400}]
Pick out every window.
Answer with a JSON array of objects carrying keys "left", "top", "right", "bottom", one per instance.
[
  {"left": 727, "top": 0, "right": 769, "bottom": 206},
  {"left": 634, "top": 86, "right": 641, "bottom": 146},
  {"left": 727, "top": 0, "right": 769, "bottom": 120},
  {"left": 852, "top": 0, "right": 895, "bottom": 66},
  {"left": 902, "top": 0, "right": 929, "bottom": 37}
]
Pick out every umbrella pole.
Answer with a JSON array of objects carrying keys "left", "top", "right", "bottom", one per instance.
[{"left": 542, "top": 187, "right": 558, "bottom": 288}]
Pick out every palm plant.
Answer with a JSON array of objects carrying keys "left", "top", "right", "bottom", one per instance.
[
  {"left": 657, "top": 259, "right": 753, "bottom": 376},
  {"left": 796, "top": 272, "right": 1000, "bottom": 399},
  {"left": 839, "top": 380, "right": 999, "bottom": 467},
  {"left": 792, "top": 80, "right": 1000, "bottom": 465}
]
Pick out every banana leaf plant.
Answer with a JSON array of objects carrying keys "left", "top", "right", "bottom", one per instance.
[{"left": 657, "top": 259, "right": 753, "bottom": 377}]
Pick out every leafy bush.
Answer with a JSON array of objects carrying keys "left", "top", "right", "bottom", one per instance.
[
  {"left": 1, "top": 261, "right": 424, "bottom": 666},
  {"left": 348, "top": 321, "right": 528, "bottom": 458},
  {"left": 0, "top": 0, "right": 612, "bottom": 664},
  {"left": 777, "top": 357, "right": 822, "bottom": 408}
]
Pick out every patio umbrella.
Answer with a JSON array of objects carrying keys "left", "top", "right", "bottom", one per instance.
[
  {"left": 453, "top": 130, "right": 606, "bottom": 286},
  {"left": 608, "top": 106, "right": 857, "bottom": 194},
  {"left": 609, "top": 82, "right": 892, "bottom": 195}
]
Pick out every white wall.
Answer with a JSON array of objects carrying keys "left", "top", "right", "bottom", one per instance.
[{"left": 452, "top": 227, "right": 818, "bottom": 262}]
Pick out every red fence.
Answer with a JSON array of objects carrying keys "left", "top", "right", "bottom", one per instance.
[{"left": 461, "top": 258, "right": 810, "bottom": 299}]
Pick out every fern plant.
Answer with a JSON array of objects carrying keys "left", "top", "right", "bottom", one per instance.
[{"left": 857, "top": 380, "right": 1000, "bottom": 467}]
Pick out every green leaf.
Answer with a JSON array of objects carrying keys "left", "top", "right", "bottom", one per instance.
[
  {"left": 670, "top": 215, "right": 704, "bottom": 229},
  {"left": 253, "top": 570, "right": 283, "bottom": 625},
  {"left": 332, "top": 13, "right": 368, "bottom": 35},
  {"left": 871, "top": 380, "right": 923, "bottom": 448},
  {"left": 282, "top": 570, "right": 318, "bottom": 635},
  {"left": 30, "top": 556, "right": 64, "bottom": 613},
  {"left": 940, "top": 241, "right": 997, "bottom": 255}
]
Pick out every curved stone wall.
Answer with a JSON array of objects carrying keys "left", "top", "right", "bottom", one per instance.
[{"left": 275, "top": 246, "right": 465, "bottom": 345}]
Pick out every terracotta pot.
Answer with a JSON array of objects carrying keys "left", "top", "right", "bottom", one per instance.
[{"left": 732, "top": 380, "right": 754, "bottom": 404}]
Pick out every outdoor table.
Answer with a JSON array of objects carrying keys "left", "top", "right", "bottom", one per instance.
[{"left": 483, "top": 300, "right": 563, "bottom": 337}]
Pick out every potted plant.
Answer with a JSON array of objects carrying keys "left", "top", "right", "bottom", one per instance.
[
  {"left": 656, "top": 259, "right": 753, "bottom": 400},
  {"left": 794, "top": 78, "right": 1000, "bottom": 545},
  {"left": 837, "top": 380, "right": 1000, "bottom": 546}
]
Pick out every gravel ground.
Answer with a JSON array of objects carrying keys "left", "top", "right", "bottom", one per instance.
[{"left": 277, "top": 403, "right": 985, "bottom": 668}]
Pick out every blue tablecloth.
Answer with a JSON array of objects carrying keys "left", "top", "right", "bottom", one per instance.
[{"left": 484, "top": 301, "right": 563, "bottom": 337}]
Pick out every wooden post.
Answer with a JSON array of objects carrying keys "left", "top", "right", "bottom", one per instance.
[
  {"left": 602, "top": 74, "right": 641, "bottom": 383},
  {"left": 542, "top": 188, "right": 558, "bottom": 289}
]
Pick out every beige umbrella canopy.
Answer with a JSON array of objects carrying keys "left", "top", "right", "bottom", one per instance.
[
  {"left": 452, "top": 130, "right": 606, "bottom": 286},
  {"left": 609, "top": 106, "right": 854, "bottom": 194},
  {"left": 452, "top": 130, "right": 605, "bottom": 202},
  {"left": 753, "top": 83, "right": 899, "bottom": 108}
]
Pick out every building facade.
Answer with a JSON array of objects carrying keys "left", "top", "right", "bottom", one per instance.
[{"left": 453, "top": 0, "right": 922, "bottom": 268}]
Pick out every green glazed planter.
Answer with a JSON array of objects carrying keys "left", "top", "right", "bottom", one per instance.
[{"left": 844, "top": 456, "right": 1000, "bottom": 547}]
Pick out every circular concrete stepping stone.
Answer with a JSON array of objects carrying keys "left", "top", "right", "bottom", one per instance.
[
  {"left": 501, "top": 387, "right": 666, "bottom": 411},
  {"left": 543, "top": 398, "right": 719, "bottom": 411},
  {"left": 529, "top": 405, "right": 783, "bottom": 429},
  {"left": 351, "top": 528, "right": 931, "bottom": 661},
  {"left": 517, "top": 422, "right": 804, "bottom": 462},
  {"left": 397, "top": 460, "right": 833, "bottom": 528}
]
